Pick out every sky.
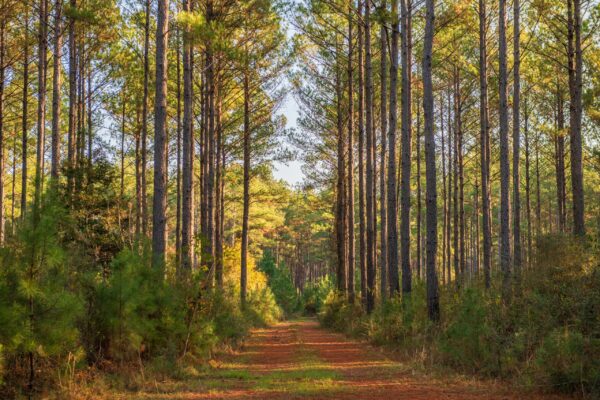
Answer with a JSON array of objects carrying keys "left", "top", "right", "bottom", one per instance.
[{"left": 271, "top": 65, "right": 305, "bottom": 187}]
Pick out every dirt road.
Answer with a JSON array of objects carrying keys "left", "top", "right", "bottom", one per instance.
[{"left": 136, "top": 319, "right": 565, "bottom": 399}]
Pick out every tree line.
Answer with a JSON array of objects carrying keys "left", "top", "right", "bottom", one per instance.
[{"left": 292, "top": 0, "right": 598, "bottom": 319}]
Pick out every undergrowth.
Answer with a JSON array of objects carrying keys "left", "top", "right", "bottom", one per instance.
[{"left": 318, "top": 234, "right": 600, "bottom": 397}]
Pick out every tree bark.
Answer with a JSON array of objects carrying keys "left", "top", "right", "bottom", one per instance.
[
  {"left": 34, "top": 0, "right": 48, "bottom": 218},
  {"left": 151, "top": 0, "right": 169, "bottom": 269},
  {"left": 379, "top": 3, "right": 388, "bottom": 300},
  {"left": 452, "top": 80, "right": 459, "bottom": 286},
  {"left": 423, "top": 0, "right": 439, "bottom": 321},
  {"left": 358, "top": 0, "right": 367, "bottom": 307},
  {"left": 499, "top": 0, "right": 512, "bottom": 297},
  {"left": 416, "top": 93, "right": 422, "bottom": 280},
  {"left": 456, "top": 69, "right": 465, "bottom": 281},
  {"left": 568, "top": 0, "right": 585, "bottom": 236},
  {"left": 335, "top": 37, "right": 347, "bottom": 294},
  {"left": 387, "top": 0, "right": 399, "bottom": 296},
  {"left": 135, "top": 106, "right": 141, "bottom": 236},
  {"left": 119, "top": 95, "right": 126, "bottom": 237},
  {"left": 67, "top": 0, "right": 76, "bottom": 198},
  {"left": 535, "top": 131, "right": 541, "bottom": 236},
  {"left": 215, "top": 82, "right": 224, "bottom": 288},
  {"left": 524, "top": 96, "right": 532, "bottom": 268},
  {"left": 512, "top": 0, "right": 522, "bottom": 274},
  {"left": 182, "top": 0, "right": 195, "bottom": 272},
  {"left": 241, "top": 70, "right": 250, "bottom": 306},
  {"left": 175, "top": 24, "right": 182, "bottom": 270},
  {"left": 446, "top": 89, "right": 452, "bottom": 284},
  {"left": 347, "top": 2, "right": 356, "bottom": 301},
  {"left": 365, "top": 0, "right": 376, "bottom": 312},
  {"left": 141, "top": 0, "right": 150, "bottom": 237},
  {"left": 206, "top": 44, "right": 216, "bottom": 279},
  {"left": 399, "top": 0, "right": 412, "bottom": 295},
  {"left": 21, "top": 0, "right": 30, "bottom": 219},
  {"left": 50, "top": 0, "right": 62, "bottom": 180},
  {"left": 441, "top": 95, "right": 447, "bottom": 285},
  {"left": 86, "top": 65, "right": 92, "bottom": 167},
  {"left": 0, "top": 14, "right": 5, "bottom": 245},
  {"left": 555, "top": 87, "right": 566, "bottom": 232},
  {"left": 478, "top": 0, "right": 491, "bottom": 288}
]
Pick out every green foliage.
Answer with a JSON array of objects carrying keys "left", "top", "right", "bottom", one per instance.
[
  {"left": 258, "top": 251, "right": 300, "bottom": 316},
  {"left": 438, "top": 288, "right": 498, "bottom": 373},
  {"left": 319, "top": 291, "right": 366, "bottom": 337},
  {"left": 301, "top": 275, "right": 334, "bottom": 315},
  {"left": 319, "top": 235, "right": 600, "bottom": 396},
  {"left": 85, "top": 248, "right": 190, "bottom": 362},
  {"left": 534, "top": 328, "right": 600, "bottom": 394},
  {"left": 369, "top": 292, "right": 428, "bottom": 348},
  {"left": 0, "top": 192, "right": 83, "bottom": 392},
  {"left": 244, "top": 287, "right": 283, "bottom": 326}
]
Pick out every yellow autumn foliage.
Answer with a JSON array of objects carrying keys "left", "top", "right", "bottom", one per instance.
[{"left": 222, "top": 242, "right": 268, "bottom": 294}]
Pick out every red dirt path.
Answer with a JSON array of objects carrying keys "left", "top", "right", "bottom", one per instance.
[{"left": 139, "top": 319, "right": 569, "bottom": 399}]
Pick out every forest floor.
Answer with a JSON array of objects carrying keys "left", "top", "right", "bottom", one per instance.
[{"left": 99, "top": 318, "right": 569, "bottom": 400}]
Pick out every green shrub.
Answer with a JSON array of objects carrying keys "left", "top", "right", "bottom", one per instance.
[
  {"left": 258, "top": 252, "right": 300, "bottom": 316},
  {"left": 534, "top": 328, "right": 600, "bottom": 394},
  {"left": 316, "top": 233, "right": 600, "bottom": 397},
  {"left": 0, "top": 192, "right": 83, "bottom": 394},
  {"left": 438, "top": 288, "right": 499, "bottom": 374},
  {"left": 302, "top": 275, "right": 334, "bottom": 315},
  {"left": 245, "top": 287, "right": 283, "bottom": 326},
  {"left": 319, "top": 290, "right": 366, "bottom": 336}
]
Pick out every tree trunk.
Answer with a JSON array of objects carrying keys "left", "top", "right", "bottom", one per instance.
[
  {"left": 21, "top": 0, "right": 30, "bottom": 219},
  {"left": 206, "top": 44, "right": 216, "bottom": 279},
  {"left": 50, "top": 0, "right": 62, "bottom": 179},
  {"left": 358, "top": 0, "right": 367, "bottom": 307},
  {"left": 452, "top": 82, "right": 459, "bottom": 286},
  {"left": 512, "top": 0, "right": 521, "bottom": 275},
  {"left": 416, "top": 93, "right": 422, "bottom": 280},
  {"left": 0, "top": 14, "right": 4, "bottom": 245},
  {"left": 446, "top": 89, "right": 452, "bottom": 284},
  {"left": 535, "top": 132, "right": 541, "bottom": 236},
  {"left": 182, "top": 0, "right": 194, "bottom": 272},
  {"left": 423, "top": 0, "right": 439, "bottom": 321},
  {"left": 555, "top": 87, "right": 566, "bottom": 232},
  {"left": 379, "top": 4, "right": 388, "bottom": 300},
  {"left": 135, "top": 106, "right": 141, "bottom": 236},
  {"left": 34, "top": 0, "right": 48, "bottom": 218},
  {"left": 399, "top": 0, "right": 412, "bottom": 295},
  {"left": 141, "top": 0, "right": 150, "bottom": 237},
  {"left": 87, "top": 65, "right": 92, "bottom": 168},
  {"left": 478, "top": 0, "right": 491, "bottom": 288},
  {"left": 524, "top": 96, "right": 532, "bottom": 268},
  {"left": 499, "top": 0, "right": 512, "bottom": 297},
  {"left": 11, "top": 132, "right": 16, "bottom": 234},
  {"left": 387, "top": 0, "right": 399, "bottom": 296},
  {"left": 119, "top": 95, "right": 126, "bottom": 235},
  {"left": 441, "top": 95, "right": 447, "bottom": 285},
  {"left": 365, "top": 0, "right": 376, "bottom": 312},
  {"left": 67, "top": 0, "right": 76, "bottom": 198},
  {"left": 76, "top": 43, "right": 84, "bottom": 177},
  {"left": 151, "top": 0, "right": 169, "bottom": 269},
  {"left": 456, "top": 70, "right": 465, "bottom": 281},
  {"left": 241, "top": 70, "right": 250, "bottom": 306},
  {"left": 175, "top": 25, "right": 182, "bottom": 270},
  {"left": 215, "top": 83, "right": 224, "bottom": 288},
  {"left": 347, "top": 2, "right": 356, "bottom": 301},
  {"left": 568, "top": 0, "right": 584, "bottom": 236},
  {"left": 335, "top": 38, "right": 347, "bottom": 294}
]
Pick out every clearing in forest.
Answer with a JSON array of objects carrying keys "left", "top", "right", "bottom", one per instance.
[{"left": 126, "top": 319, "right": 566, "bottom": 399}]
